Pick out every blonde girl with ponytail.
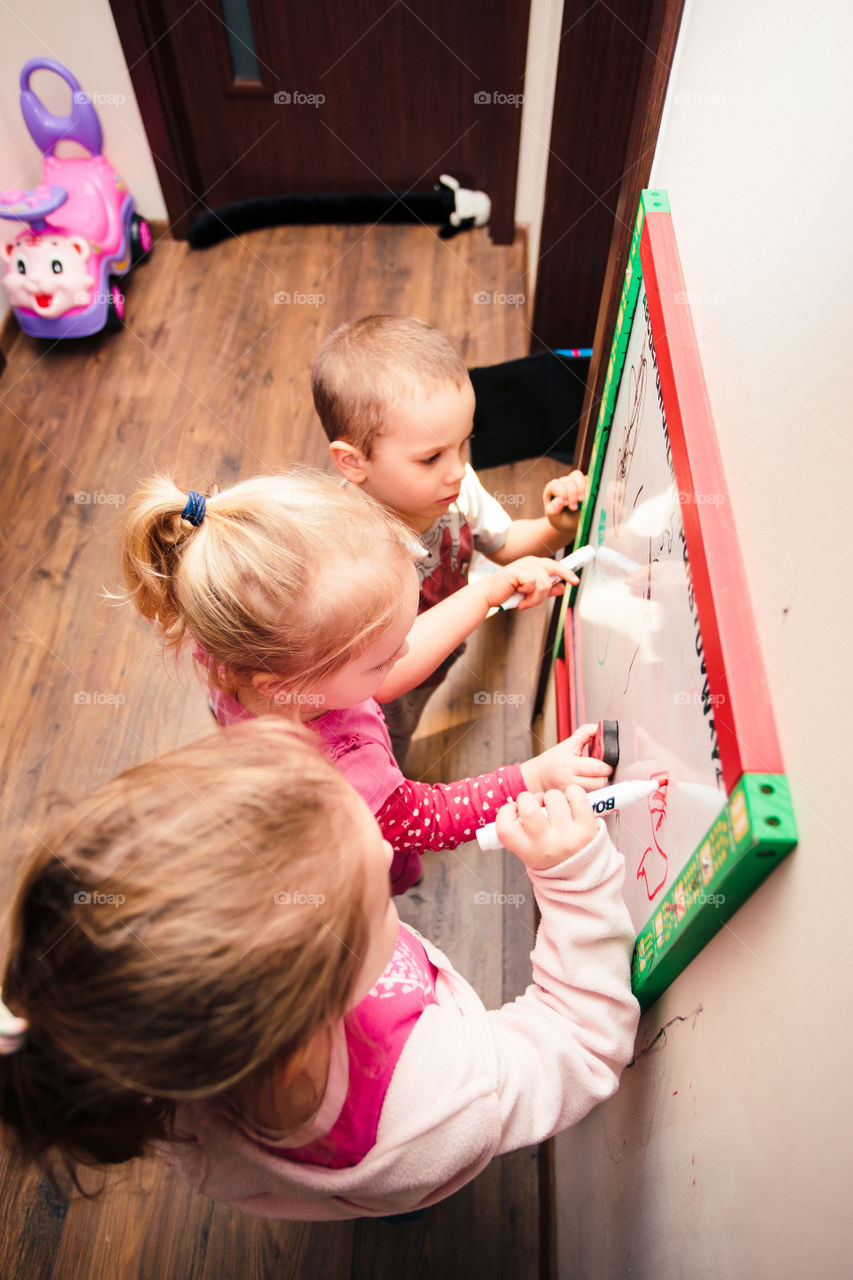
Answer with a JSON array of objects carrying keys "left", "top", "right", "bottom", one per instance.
[{"left": 119, "top": 469, "right": 611, "bottom": 893}]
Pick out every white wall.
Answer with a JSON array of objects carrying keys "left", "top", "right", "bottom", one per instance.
[
  {"left": 554, "top": 2, "right": 853, "bottom": 1276},
  {"left": 0, "top": 0, "right": 166, "bottom": 326}
]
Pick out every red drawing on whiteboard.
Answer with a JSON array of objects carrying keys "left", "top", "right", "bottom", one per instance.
[{"left": 637, "top": 772, "right": 669, "bottom": 901}]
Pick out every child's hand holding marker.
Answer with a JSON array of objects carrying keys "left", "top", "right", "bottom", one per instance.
[
  {"left": 484, "top": 555, "right": 578, "bottom": 613},
  {"left": 500, "top": 543, "right": 643, "bottom": 612},
  {"left": 543, "top": 470, "right": 587, "bottom": 535},
  {"left": 499, "top": 544, "right": 594, "bottom": 612},
  {"left": 480, "top": 778, "right": 659, "bottom": 852},
  {"left": 495, "top": 786, "right": 600, "bottom": 871}
]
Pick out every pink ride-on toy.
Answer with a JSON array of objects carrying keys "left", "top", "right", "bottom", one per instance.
[{"left": 0, "top": 58, "right": 152, "bottom": 339}]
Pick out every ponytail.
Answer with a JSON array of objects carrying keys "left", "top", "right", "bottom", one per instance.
[
  {"left": 0, "top": 1024, "right": 173, "bottom": 1171},
  {"left": 120, "top": 474, "right": 211, "bottom": 643}
]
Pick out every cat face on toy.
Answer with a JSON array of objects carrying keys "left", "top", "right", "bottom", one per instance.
[{"left": 2, "top": 233, "right": 94, "bottom": 317}]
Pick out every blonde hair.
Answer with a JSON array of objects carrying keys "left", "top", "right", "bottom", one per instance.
[
  {"left": 119, "top": 468, "right": 417, "bottom": 703},
  {"left": 312, "top": 314, "right": 470, "bottom": 457},
  {"left": 0, "top": 719, "right": 372, "bottom": 1168}
]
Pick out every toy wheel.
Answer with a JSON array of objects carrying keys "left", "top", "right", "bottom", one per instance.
[
  {"left": 130, "top": 215, "right": 153, "bottom": 265},
  {"left": 105, "top": 281, "right": 126, "bottom": 331}
]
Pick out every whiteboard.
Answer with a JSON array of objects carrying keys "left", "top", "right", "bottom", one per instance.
[
  {"left": 573, "top": 280, "right": 726, "bottom": 933},
  {"left": 549, "top": 190, "right": 796, "bottom": 1008}
]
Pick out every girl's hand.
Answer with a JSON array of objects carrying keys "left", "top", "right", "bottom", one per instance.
[
  {"left": 482, "top": 556, "right": 578, "bottom": 612},
  {"left": 544, "top": 471, "right": 586, "bottom": 534},
  {"left": 519, "top": 723, "right": 613, "bottom": 793},
  {"left": 495, "top": 786, "right": 600, "bottom": 871}
]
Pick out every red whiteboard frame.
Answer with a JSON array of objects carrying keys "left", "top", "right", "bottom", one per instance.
[{"left": 640, "top": 210, "right": 783, "bottom": 786}]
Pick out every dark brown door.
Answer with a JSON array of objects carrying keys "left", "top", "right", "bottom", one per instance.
[{"left": 110, "top": 0, "right": 530, "bottom": 242}]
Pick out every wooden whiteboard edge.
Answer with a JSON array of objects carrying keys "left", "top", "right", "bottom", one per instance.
[{"left": 640, "top": 210, "right": 785, "bottom": 787}]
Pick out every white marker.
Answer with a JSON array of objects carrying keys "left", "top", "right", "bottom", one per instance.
[
  {"left": 499, "top": 545, "right": 596, "bottom": 612},
  {"left": 594, "top": 545, "right": 642, "bottom": 574},
  {"left": 475, "top": 779, "right": 659, "bottom": 850}
]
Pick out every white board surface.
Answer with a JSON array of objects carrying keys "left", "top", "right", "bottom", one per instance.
[{"left": 573, "top": 281, "right": 726, "bottom": 933}]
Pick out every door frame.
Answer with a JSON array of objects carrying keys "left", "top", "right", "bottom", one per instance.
[
  {"left": 575, "top": 0, "right": 686, "bottom": 469},
  {"left": 109, "top": 0, "right": 203, "bottom": 238},
  {"left": 530, "top": 0, "right": 685, "bottom": 369}
]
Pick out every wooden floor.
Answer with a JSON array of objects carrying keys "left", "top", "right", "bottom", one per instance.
[{"left": 0, "top": 223, "right": 559, "bottom": 1280}]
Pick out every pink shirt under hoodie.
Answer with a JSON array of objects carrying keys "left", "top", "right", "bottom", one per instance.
[
  {"left": 216, "top": 924, "right": 438, "bottom": 1171},
  {"left": 159, "top": 822, "right": 639, "bottom": 1219},
  {"left": 204, "top": 676, "right": 526, "bottom": 895}
]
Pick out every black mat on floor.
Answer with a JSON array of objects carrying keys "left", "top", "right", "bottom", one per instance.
[
  {"left": 469, "top": 351, "right": 590, "bottom": 468},
  {"left": 187, "top": 190, "right": 457, "bottom": 248}
]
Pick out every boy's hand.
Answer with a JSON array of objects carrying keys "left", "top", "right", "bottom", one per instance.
[
  {"left": 483, "top": 556, "right": 578, "bottom": 612},
  {"left": 519, "top": 723, "right": 613, "bottom": 793},
  {"left": 544, "top": 471, "right": 586, "bottom": 534},
  {"left": 495, "top": 786, "right": 600, "bottom": 871}
]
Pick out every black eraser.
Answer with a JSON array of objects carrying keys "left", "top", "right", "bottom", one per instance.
[{"left": 590, "top": 719, "right": 619, "bottom": 768}]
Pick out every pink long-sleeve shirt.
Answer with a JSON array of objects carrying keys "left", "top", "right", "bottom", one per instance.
[
  {"left": 204, "top": 673, "right": 525, "bottom": 894},
  {"left": 159, "top": 822, "right": 640, "bottom": 1219}
]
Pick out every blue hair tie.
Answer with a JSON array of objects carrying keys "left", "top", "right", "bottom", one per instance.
[{"left": 181, "top": 490, "right": 206, "bottom": 527}]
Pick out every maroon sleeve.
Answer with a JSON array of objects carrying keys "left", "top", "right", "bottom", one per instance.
[{"left": 376, "top": 764, "right": 527, "bottom": 856}]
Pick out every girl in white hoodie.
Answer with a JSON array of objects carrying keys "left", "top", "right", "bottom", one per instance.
[{"left": 0, "top": 718, "right": 639, "bottom": 1219}]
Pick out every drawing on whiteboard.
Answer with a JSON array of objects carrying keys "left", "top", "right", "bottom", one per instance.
[
  {"left": 636, "top": 772, "right": 670, "bottom": 901},
  {"left": 574, "top": 278, "right": 728, "bottom": 935},
  {"left": 648, "top": 771, "right": 669, "bottom": 833},
  {"left": 611, "top": 340, "right": 648, "bottom": 530}
]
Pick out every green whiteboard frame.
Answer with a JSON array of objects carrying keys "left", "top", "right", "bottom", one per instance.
[{"left": 553, "top": 190, "right": 797, "bottom": 1010}]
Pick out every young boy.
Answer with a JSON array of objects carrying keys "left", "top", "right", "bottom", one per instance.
[{"left": 313, "top": 314, "right": 587, "bottom": 763}]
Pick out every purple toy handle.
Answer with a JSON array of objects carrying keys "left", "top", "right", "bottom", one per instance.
[{"left": 20, "top": 59, "right": 103, "bottom": 157}]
